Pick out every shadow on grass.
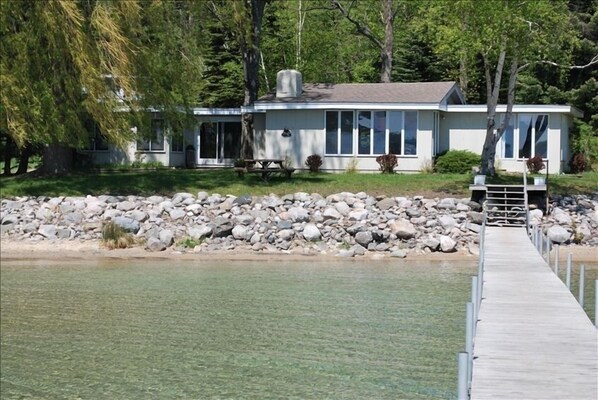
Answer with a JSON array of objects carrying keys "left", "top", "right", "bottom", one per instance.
[{"left": 0, "top": 169, "right": 329, "bottom": 197}]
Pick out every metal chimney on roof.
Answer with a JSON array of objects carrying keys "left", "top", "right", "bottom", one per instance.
[{"left": 276, "top": 70, "right": 302, "bottom": 98}]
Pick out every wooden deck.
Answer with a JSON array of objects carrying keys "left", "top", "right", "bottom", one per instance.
[{"left": 471, "top": 226, "right": 597, "bottom": 399}]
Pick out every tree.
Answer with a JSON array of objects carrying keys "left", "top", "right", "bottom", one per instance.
[
  {"left": 330, "top": 0, "right": 412, "bottom": 83},
  {"left": 425, "top": 0, "right": 590, "bottom": 176},
  {"left": 208, "top": 0, "right": 267, "bottom": 159},
  {"left": 0, "top": 0, "right": 140, "bottom": 173}
]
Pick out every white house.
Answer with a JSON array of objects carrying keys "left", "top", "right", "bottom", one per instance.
[{"left": 85, "top": 70, "right": 581, "bottom": 174}]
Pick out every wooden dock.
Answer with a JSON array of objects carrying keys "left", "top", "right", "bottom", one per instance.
[{"left": 470, "top": 226, "right": 597, "bottom": 399}]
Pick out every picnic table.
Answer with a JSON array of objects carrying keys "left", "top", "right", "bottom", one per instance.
[{"left": 236, "top": 158, "right": 295, "bottom": 182}]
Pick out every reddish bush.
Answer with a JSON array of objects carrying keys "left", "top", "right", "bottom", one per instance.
[
  {"left": 375, "top": 153, "right": 398, "bottom": 173},
  {"left": 526, "top": 156, "right": 545, "bottom": 174},
  {"left": 569, "top": 153, "right": 587, "bottom": 173},
  {"left": 304, "top": 154, "right": 323, "bottom": 173}
]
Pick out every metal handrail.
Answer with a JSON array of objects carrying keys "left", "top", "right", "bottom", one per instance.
[{"left": 523, "top": 161, "right": 530, "bottom": 235}]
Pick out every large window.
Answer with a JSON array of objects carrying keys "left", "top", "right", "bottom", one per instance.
[
  {"left": 326, "top": 110, "right": 418, "bottom": 156},
  {"left": 497, "top": 114, "right": 548, "bottom": 159},
  {"left": 326, "top": 111, "right": 354, "bottom": 155},
  {"left": 83, "top": 118, "right": 109, "bottom": 151},
  {"left": 137, "top": 119, "right": 165, "bottom": 152}
]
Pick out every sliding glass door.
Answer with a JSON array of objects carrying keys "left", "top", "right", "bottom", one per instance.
[{"left": 198, "top": 121, "right": 242, "bottom": 164}]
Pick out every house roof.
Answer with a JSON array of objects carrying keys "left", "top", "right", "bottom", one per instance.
[{"left": 255, "top": 81, "right": 464, "bottom": 110}]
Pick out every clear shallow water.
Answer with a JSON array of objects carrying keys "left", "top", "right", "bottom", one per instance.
[{"left": 0, "top": 260, "right": 476, "bottom": 399}]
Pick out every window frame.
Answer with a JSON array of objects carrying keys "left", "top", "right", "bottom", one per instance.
[
  {"left": 83, "top": 119, "right": 109, "bottom": 152},
  {"left": 497, "top": 114, "right": 549, "bottom": 160},
  {"left": 137, "top": 118, "right": 166, "bottom": 153},
  {"left": 324, "top": 110, "right": 419, "bottom": 157}
]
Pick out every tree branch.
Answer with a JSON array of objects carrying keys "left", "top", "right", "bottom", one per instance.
[
  {"left": 518, "top": 54, "right": 598, "bottom": 72},
  {"left": 331, "top": 0, "right": 383, "bottom": 49}
]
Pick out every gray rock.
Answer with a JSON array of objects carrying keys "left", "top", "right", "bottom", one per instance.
[
  {"left": 288, "top": 207, "right": 310, "bottom": 222},
  {"left": 159, "top": 229, "right": 174, "bottom": 246},
  {"left": 439, "top": 235, "right": 457, "bottom": 252},
  {"left": 303, "top": 223, "right": 321, "bottom": 242},
  {"left": 336, "top": 249, "right": 355, "bottom": 257},
  {"left": 390, "top": 219, "right": 416, "bottom": 239},
  {"left": 466, "top": 222, "right": 482, "bottom": 233},
  {"left": 103, "top": 209, "right": 122, "bottom": 219},
  {"left": 114, "top": 216, "right": 140, "bottom": 233},
  {"left": 334, "top": 201, "right": 351, "bottom": 216},
  {"left": 437, "top": 198, "right": 456, "bottom": 210},
  {"left": 323, "top": 207, "right": 342, "bottom": 220},
  {"left": 232, "top": 225, "right": 248, "bottom": 240},
  {"left": 277, "top": 229, "right": 295, "bottom": 240},
  {"left": 346, "top": 223, "right": 366, "bottom": 235},
  {"left": 146, "top": 237, "right": 167, "bottom": 252},
  {"left": 188, "top": 225, "right": 212, "bottom": 240},
  {"left": 147, "top": 195, "right": 165, "bottom": 204},
  {"left": 438, "top": 215, "right": 457, "bottom": 229},
  {"left": 348, "top": 209, "right": 368, "bottom": 221},
  {"left": 423, "top": 238, "right": 440, "bottom": 251},
  {"left": 355, "top": 231, "right": 373, "bottom": 247},
  {"left": 38, "top": 224, "right": 58, "bottom": 238},
  {"left": 117, "top": 201, "right": 136, "bottom": 211},
  {"left": 390, "top": 250, "right": 408, "bottom": 258},
  {"left": 376, "top": 198, "right": 396, "bottom": 211},
  {"left": 406, "top": 208, "right": 421, "bottom": 217},
  {"left": 277, "top": 220, "right": 293, "bottom": 230},
  {"left": 233, "top": 194, "right": 253, "bottom": 206},
  {"left": 553, "top": 211, "right": 572, "bottom": 225},
  {"left": 56, "top": 228, "right": 72, "bottom": 239},
  {"left": 547, "top": 226, "right": 571, "bottom": 244},
  {"left": 128, "top": 210, "right": 149, "bottom": 222},
  {"left": 212, "top": 217, "right": 233, "bottom": 238},
  {"left": 467, "top": 211, "right": 484, "bottom": 224},
  {"left": 351, "top": 244, "right": 367, "bottom": 256}
]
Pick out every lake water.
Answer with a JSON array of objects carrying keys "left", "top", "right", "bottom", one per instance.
[{"left": 1, "top": 260, "right": 478, "bottom": 399}]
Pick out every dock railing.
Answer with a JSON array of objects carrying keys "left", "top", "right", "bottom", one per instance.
[
  {"left": 457, "top": 208, "right": 486, "bottom": 399},
  {"left": 529, "top": 225, "right": 597, "bottom": 329}
]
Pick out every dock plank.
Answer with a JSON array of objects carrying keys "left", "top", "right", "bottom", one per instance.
[{"left": 470, "top": 226, "right": 597, "bottom": 400}]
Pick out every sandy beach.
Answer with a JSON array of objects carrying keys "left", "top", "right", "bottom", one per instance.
[{"left": 1, "top": 238, "right": 596, "bottom": 264}]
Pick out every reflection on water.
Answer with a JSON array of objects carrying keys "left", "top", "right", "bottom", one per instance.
[{"left": 2, "top": 260, "right": 477, "bottom": 399}]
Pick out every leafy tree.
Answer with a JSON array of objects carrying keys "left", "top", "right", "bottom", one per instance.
[
  {"left": 0, "top": 0, "right": 141, "bottom": 173},
  {"left": 425, "top": 0, "right": 594, "bottom": 176}
]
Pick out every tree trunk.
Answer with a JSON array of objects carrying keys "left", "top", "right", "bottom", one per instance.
[
  {"left": 380, "top": 0, "right": 394, "bottom": 83},
  {"left": 41, "top": 143, "right": 74, "bottom": 175},
  {"left": 480, "top": 48, "right": 506, "bottom": 176},
  {"left": 3, "top": 135, "right": 14, "bottom": 176},
  {"left": 239, "top": 0, "right": 266, "bottom": 160},
  {"left": 16, "top": 145, "right": 31, "bottom": 175}
]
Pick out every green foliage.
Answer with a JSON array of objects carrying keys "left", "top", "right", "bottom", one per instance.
[
  {"left": 434, "top": 150, "right": 480, "bottom": 174},
  {"left": 101, "top": 221, "right": 135, "bottom": 249},
  {"left": 305, "top": 154, "right": 323, "bottom": 173},
  {"left": 375, "top": 153, "right": 398, "bottom": 174},
  {"left": 177, "top": 237, "right": 202, "bottom": 249}
]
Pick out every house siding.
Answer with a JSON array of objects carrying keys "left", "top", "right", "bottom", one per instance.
[{"left": 262, "top": 109, "right": 434, "bottom": 172}]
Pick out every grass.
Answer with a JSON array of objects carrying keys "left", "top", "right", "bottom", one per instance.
[{"left": 0, "top": 169, "right": 596, "bottom": 199}]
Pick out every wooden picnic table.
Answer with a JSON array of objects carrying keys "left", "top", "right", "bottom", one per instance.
[{"left": 242, "top": 158, "right": 295, "bottom": 181}]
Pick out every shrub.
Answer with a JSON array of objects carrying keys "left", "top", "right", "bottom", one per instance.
[
  {"left": 375, "top": 153, "right": 398, "bottom": 173},
  {"left": 177, "top": 237, "right": 201, "bottom": 248},
  {"left": 305, "top": 154, "right": 323, "bottom": 173},
  {"left": 233, "top": 158, "right": 246, "bottom": 168},
  {"left": 101, "top": 221, "right": 135, "bottom": 249},
  {"left": 569, "top": 153, "right": 587, "bottom": 173},
  {"left": 526, "top": 156, "right": 545, "bottom": 174},
  {"left": 434, "top": 150, "right": 480, "bottom": 174}
]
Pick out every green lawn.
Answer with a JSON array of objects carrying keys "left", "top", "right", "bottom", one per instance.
[{"left": 0, "top": 169, "right": 596, "bottom": 198}]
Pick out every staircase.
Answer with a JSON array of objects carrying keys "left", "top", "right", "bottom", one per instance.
[{"left": 485, "top": 185, "right": 527, "bottom": 227}]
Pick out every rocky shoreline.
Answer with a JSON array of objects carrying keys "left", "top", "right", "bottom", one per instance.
[{"left": 1, "top": 191, "right": 597, "bottom": 259}]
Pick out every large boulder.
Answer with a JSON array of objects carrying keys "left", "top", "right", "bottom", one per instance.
[
  {"left": 212, "top": 217, "right": 233, "bottom": 237},
  {"left": 439, "top": 235, "right": 457, "bottom": 252},
  {"left": 188, "top": 225, "right": 213, "bottom": 240},
  {"left": 390, "top": 219, "right": 416, "bottom": 239},
  {"left": 113, "top": 216, "right": 140, "bottom": 233},
  {"left": 302, "top": 223, "right": 321, "bottom": 242},
  {"left": 355, "top": 231, "right": 373, "bottom": 247},
  {"left": 547, "top": 226, "right": 571, "bottom": 244}
]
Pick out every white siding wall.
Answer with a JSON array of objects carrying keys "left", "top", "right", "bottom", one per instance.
[
  {"left": 263, "top": 109, "right": 434, "bottom": 172},
  {"left": 443, "top": 112, "right": 568, "bottom": 174}
]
